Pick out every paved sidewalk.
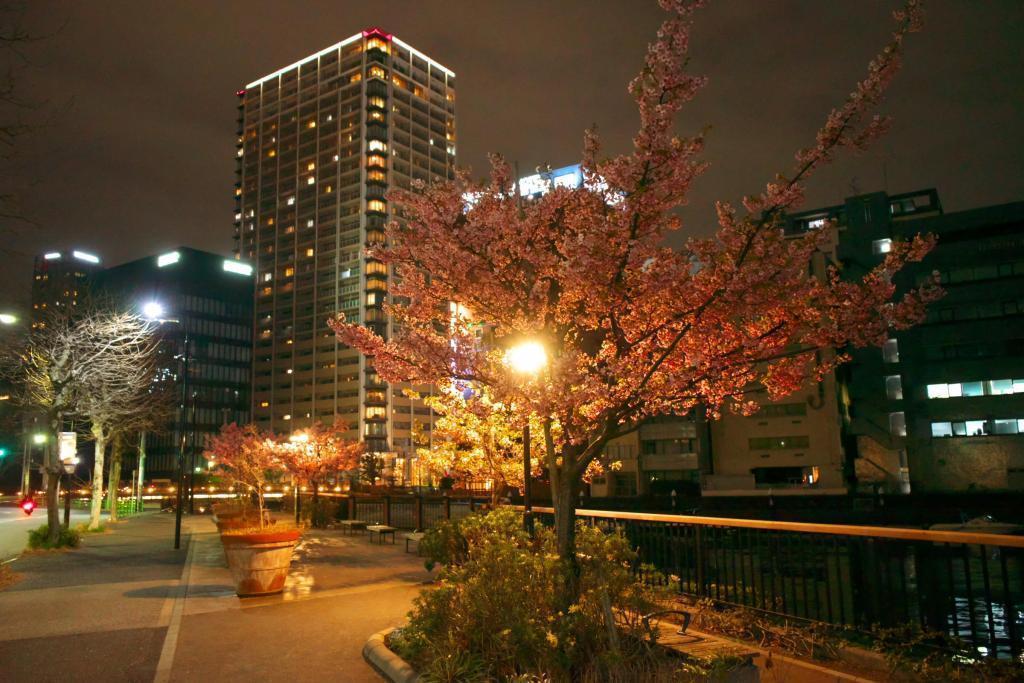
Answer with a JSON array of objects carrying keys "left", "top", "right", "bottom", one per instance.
[{"left": 0, "top": 512, "right": 433, "bottom": 682}]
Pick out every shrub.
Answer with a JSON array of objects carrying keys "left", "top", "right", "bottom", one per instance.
[
  {"left": 27, "top": 525, "right": 81, "bottom": 550},
  {"left": 393, "top": 508, "right": 695, "bottom": 681},
  {"left": 301, "top": 499, "right": 337, "bottom": 528}
]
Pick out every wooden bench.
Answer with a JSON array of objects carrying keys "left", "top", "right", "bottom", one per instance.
[
  {"left": 366, "top": 525, "right": 397, "bottom": 544},
  {"left": 642, "top": 612, "right": 759, "bottom": 682},
  {"left": 339, "top": 520, "right": 367, "bottom": 535},
  {"left": 405, "top": 532, "right": 425, "bottom": 554}
]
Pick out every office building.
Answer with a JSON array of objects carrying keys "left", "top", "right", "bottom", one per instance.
[
  {"left": 30, "top": 248, "right": 103, "bottom": 329},
  {"left": 234, "top": 28, "right": 455, "bottom": 473},
  {"left": 95, "top": 248, "right": 254, "bottom": 477}
]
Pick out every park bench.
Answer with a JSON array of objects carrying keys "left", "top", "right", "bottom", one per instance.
[
  {"left": 366, "top": 525, "right": 397, "bottom": 545},
  {"left": 642, "top": 610, "right": 759, "bottom": 682},
  {"left": 339, "top": 520, "right": 367, "bottom": 535},
  {"left": 405, "top": 532, "right": 425, "bottom": 554}
]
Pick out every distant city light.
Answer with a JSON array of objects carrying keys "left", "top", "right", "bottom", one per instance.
[
  {"left": 142, "top": 302, "right": 165, "bottom": 320},
  {"left": 222, "top": 260, "right": 253, "bottom": 276},
  {"left": 0, "top": 313, "right": 17, "bottom": 325},
  {"left": 157, "top": 251, "right": 181, "bottom": 267},
  {"left": 43, "top": 252, "right": 62, "bottom": 260},
  {"left": 72, "top": 250, "right": 99, "bottom": 264}
]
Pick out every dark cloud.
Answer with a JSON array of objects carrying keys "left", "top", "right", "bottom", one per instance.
[{"left": 1, "top": 0, "right": 1021, "bottom": 309}]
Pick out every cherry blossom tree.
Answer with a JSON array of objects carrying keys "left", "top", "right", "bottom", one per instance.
[
  {"left": 331, "top": 0, "right": 937, "bottom": 564},
  {"left": 279, "top": 419, "right": 363, "bottom": 521},
  {"left": 204, "top": 423, "right": 282, "bottom": 528}
]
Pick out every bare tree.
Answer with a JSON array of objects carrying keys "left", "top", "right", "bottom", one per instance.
[{"left": 73, "top": 311, "right": 161, "bottom": 530}]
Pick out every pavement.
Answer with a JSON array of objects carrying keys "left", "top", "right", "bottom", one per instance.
[
  {"left": 0, "top": 505, "right": 102, "bottom": 562},
  {"left": 0, "top": 511, "right": 433, "bottom": 682}
]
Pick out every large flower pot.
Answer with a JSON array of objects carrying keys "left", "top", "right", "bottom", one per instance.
[{"left": 221, "top": 528, "right": 301, "bottom": 597}]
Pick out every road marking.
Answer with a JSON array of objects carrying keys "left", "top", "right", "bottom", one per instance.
[{"left": 153, "top": 534, "right": 194, "bottom": 683}]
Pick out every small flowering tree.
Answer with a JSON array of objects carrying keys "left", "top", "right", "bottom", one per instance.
[
  {"left": 332, "top": 0, "right": 937, "bottom": 566},
  {"left": 204, "top": 423, "right": 282, "bottom": 529},
  {"left": 280, "top": 420, "right": 363, "bottom": 518}
]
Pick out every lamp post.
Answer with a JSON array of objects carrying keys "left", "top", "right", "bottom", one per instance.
[
  {"left": 505, "top": 340, "right": 547, "bottom": 532},
  {"left": 143, "top": 301, "right": 190, "bottom": 550}
]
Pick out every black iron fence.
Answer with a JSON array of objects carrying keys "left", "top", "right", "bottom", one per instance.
[
  {"left": 317, "top": 493, "right": 489, "bottom": 530},
  {"left": 528, "top": 506, "right": 1024, "bottom": 660}
]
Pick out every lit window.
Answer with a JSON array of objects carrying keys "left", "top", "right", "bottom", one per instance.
[
  {"left": 286, "top": 368, "right": 293, "bottom": 375},
  {"left": 259, "top": 401, "right": 270, "bottom": 408},
  {"left": 333, "top": 154, "right": 339, "bottom": 162},
  {"left": 307, "top": 120, "right": 316, "bottom": 129},
  {"left": 368, "top": 140, "right": 387, "bottom": 152},
  {"left": 366, "top": 38, "right": 389, "bottom": 53},
  {"left": 884, "top": 375, "right": 903, "bottom": 400},
  {"left": 307, "top": 219, "right": 314, "bottom": 228},
  {"left": 367, "top": 293, "right": 379, "bottom": 305},
  {"left": 367, "top": 199, "right": 386, "bottom": 213},
  {"left": 993, "top": 419, "right": 1018, "bottom": 435},
  {"left": 366, "top": 261, "right": 387, "bottom": 274},
  {"left": 306, "top": 248, "right": 314, "bottom": 257},
  {"left": 349, "top": 72, "right": 362, "bottom": 83},
  {"left": 888, "top": 412, "right": 906, "bottom": 437},
  {"left": 926, "top": 383, "right": 948, "bottom": 399},
  {"left": 324, "top": 185, "right": 332, "bottom": 194},
  {"left": 882, "top": 338, "right": 899, "bottom": 363},
  {"left": 307, "top": 162, "right": 315, "bottom": 171},
  {"left": 872, "top": 238, "right": 892, "bottom": 255},
  {"left": 365, "top": 406, "right": 386, "bottom": 419},
  {"left": 961, "top": 381, "right": 984, "bottom": 397},
  {"left": 283, "top": 414, "right": 292, "bottom": 420},
  {"left": 287, "top": 197, "right": 295, "bottom": 206},
  {"left": 988, "top": 379, "right": 1014, "bottom": 395},
  {"left": 368, "top": 96, "right": 385, "bottom": 109},
  {"left": 965, "top": 420, "right": 987, "bottom": 436},
  {"left": 284, "top": 267, "right": 294, "bottom": 277},
  {"left": 369, "top": 110, "right": 384, "bottom": 122},
  {"left": 307, "top": 176, "right": 315, "bottom": 185},
  {"left": 368, "top": 170, "right": 386, "bottom": 182},
  {"left": 931, "top": 422, "right": 952, "bottom": 437},
  {"left": 369, "top": 66, "right": 386, "bottom": 80},
  {"left": 268, "top": 149, "right": 276, "bottom": 158},
  {"left": 367, "top": 155, "right": 386, "bottom": 168}
]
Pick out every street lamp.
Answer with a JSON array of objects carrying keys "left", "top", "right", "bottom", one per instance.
[
  {"left": 505, "top": 339, "right": 547, "bottom": 531},
  {"left": 0, "top": 313, "right": 18, "bottom": 325},
  {"left": 144, "top": 300, "right": 190, "bottom": 550}
]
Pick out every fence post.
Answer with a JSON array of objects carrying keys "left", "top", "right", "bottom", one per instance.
[
  {"left": 444, "top": 495, "right": 451, "bottom": 521},
  {"left": 347, "top": 495, "right": 355, "bottom": 520},
  {"left": 694, "top": 526, "right": 706, "bottom": 597},
  {"left": 384, "top": 495, "right": 391, "bottom": 526},
  {"left": 415, "top": 495, "right": 424, "bottom": 530}
]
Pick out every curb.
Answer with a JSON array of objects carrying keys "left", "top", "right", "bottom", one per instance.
[{"left": 363, "top": 628, "right": 420, "bottom": 683}]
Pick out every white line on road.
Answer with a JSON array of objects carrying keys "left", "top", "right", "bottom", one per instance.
[{"left": 153, "top": 534, "right": 194, "bottom": 683}]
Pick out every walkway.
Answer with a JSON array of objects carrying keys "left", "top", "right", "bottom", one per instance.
[{"left": 0, "top": 512, "right": 432, "bottom": 681}]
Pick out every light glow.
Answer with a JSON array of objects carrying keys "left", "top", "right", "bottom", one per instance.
[
  {"left": 157, "top": 251, "right": 181, "bottom": 267},
  {"left": 223, "top": 260, "right": 253, "bottom": 276},
  {"left": 43, "top": 252, "right": 61, "bottom": 260},
  {"left": 0, "top": 313, "right": 17, "bottom": 325},
  {"left": 505, "top": 340, "right": 547, "bottom": 376},
  {"left": 142, "top": 302, "right": 165, "bottom": 320},
  {"left": 72, "top": 250, "right": 99, "bottom": 264}
]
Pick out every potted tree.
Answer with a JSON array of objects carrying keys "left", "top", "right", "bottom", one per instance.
[
  {"left": 281, "top": 420, "right": 363, "bottom": 528},
  {"left": 204, "top": 423, "right": 300, "bottom": 597}
]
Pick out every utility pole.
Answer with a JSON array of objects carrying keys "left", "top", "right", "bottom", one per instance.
[{"left": 137, "top": 431, "right": 146, "bottom": 511}]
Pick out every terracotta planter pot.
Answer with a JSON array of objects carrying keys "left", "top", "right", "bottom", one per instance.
[{"left": 221, "top": 528, "right": 301, "bottom": 597}]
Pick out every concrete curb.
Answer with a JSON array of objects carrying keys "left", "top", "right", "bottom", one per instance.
[{"left": 363, "top": 628, "right": 420, "bottom": 683}]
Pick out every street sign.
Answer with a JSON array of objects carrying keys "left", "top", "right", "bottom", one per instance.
[{"left": 59, "top": 431, "right": 79, "bottom": 473}]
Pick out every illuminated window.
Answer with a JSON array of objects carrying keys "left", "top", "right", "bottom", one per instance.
[
  {"left": 349, "top": 72, "right": 362, "bottom": 83},
  {"left": 367, "top": 155, "right": 386, "bottom": 168},
  {"left": 366, "top": 292, "right": 379, "bottom": 305},
  {"left": 307, "top": 176, "right": 315, "bottom": 185},
  {"left": 367, "top": 170, "right": 386, "bottom": 182},
  {"left": 368, "top": 140, "right": 387, "bottom": 152},
  {"left": 263, "top": 273, "right": 272, "bottom": 282},
  {"left": 306, "top": 248, "right": 314, "bottom": 257},
  {"left": 286, "top": 197, "right": 295, "bottom": 206},
  {"left": 261, "top": 287, "right": 272, "bottom": 296},
  {"left": 307, "top": 162, "right": 315, "bottom": 171},
  {"left": 267, "top": 149, "right": 276, "bottom": 158},
  {"left": 369, "top": 110, "right": 384, "bottom": 122},
  {"left": 367, "top": 199, "right": 386, "bottom": 213},
  {"left": 884, "top": 375, "right": 903, "bottom": 400},
  {"left": 873, "top": 238, "right": 892, "bottom": 255},
  {"left": 259, "top": 401, "right": 270, "bottom": 408},
  {"left": 882, "top": 338, "right": 899, "bottom": 363},
  {"left": 365, "top": 406, "right": 386, "bottom": 419},
  {"left": 368, "top": 96, "right": 385, "bottom": 109},
  {"left": 284, "top": 267, "right": 294, "bottom": 277},
  {"left": 366, "top": 38, "right": 389, "bottom": 53},
  {"left": 307, "top": 120, "right": 316, "bottom": 129},
  {"left": 366, "top": 261, "right": 387, "bottom": 275},
  {"left": 324, "top": 185, "right": 332, "bottom": 194},
  {"left": 391, "top": 74, "right": 406, "bottom": 89},
  {"left": 368, "top": 66, "right": 386, "bottom": 80},
  {"left": 888, "top": 412, "right": 906, "bottom": 437},
  {"left": 307, "top": 219, "right": 314, "bottom": 228}
]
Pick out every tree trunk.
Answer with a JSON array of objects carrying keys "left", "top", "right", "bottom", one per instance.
[
  {"left": 108, "top": 434, "right": 123, "bottom": 522},
  {"left": 45, "top": 437, "right": 61, "bottom": 544},
  {"left": 89, "top": 425, "right": 107, "bottom": 530},
  {"left": 552, "top": 471, "right": 579, "bottom": 564}
]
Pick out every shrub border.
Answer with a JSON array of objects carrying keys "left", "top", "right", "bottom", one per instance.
[{"left": 363, "top": 628, "right": 420, "bottom": 683}]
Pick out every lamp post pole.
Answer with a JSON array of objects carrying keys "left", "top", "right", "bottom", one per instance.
[
  {"left": 522, "top": 422, "right": 533, "bottom": 532},
  {"left": 174, "top": 332, "right": 190, "bottom": 550}
]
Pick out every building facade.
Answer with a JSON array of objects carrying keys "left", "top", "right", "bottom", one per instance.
[
  {"left": 30, "top": 248, "right": 103, "bottom": 330},
  {"left": 95, "top": 248, "right": 254, "bottom": 478},
  {"left": 235, "top": 28, "right": 455, "bottom": 474}
]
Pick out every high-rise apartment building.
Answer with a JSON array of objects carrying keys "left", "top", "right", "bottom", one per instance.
[
  {"left": 234, "top": 28, "right": 456, "bottom": 469},
  {"left": 30, "top": 248, "right": 103, "bottom": 329}
]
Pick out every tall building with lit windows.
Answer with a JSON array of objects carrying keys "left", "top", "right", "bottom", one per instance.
[
  {"left": 234, "top": 28, "right": 456, "bottom": 472},
  {"left": 30, "top": 248, "right": 103, "bottom": 329}
]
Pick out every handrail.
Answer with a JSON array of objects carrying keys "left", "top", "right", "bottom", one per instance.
[{"left": 518, "top": 505, "right": 1024, "bottom": 549}]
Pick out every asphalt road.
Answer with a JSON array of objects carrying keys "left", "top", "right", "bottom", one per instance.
[{"left": 0, "top": 504, "right": 100, "bottom": 561}]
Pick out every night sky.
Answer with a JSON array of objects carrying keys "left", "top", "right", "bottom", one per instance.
[{"left": 1, "top": 0, "right": 1021, "bottom": 311}]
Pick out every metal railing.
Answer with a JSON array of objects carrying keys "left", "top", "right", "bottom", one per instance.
[
  {"left": 527, "top": 506, "right": 1024, "bottom": 660},
  {"left": 319, "top": 493, "right": 490, "bottom": 530}
]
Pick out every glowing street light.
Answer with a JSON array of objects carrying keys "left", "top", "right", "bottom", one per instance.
[
  {"left": 503, "top": 339, "right": 547, "bottom": 532},
  {"left": 505, "top": 340, "right": 547, "bottom": 375},
  {"left": 142, "top": 301, "right": 166, "bottom": 320},
  {"left": 32, "top": 433, "right": 47, "bottom": 445},
  {"left": 289, "top": 431, "right": 309, "bottom": 444},
  {"left": 0, "top": 313, "right": 18, "bottom": 325}
]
